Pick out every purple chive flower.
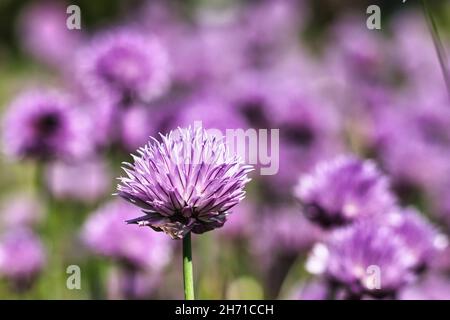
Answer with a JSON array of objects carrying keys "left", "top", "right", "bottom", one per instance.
[
  {"left": 76, "top": 29, "right": 170, "bottom": 106},
  {"left": 117, "top": 126, "right": 253, "bottom": 239},
  {"left": 0, "top": 194, "right": 44, "bottom": 228},
  {"left": 46, "top": 159, "right": 111, "bottom": 203},
  {"left": 295, "top": 156, "right": 396, "bottom": 228},
  {"left": 307, "top": 221, "right": 417, "bottom": 298},
  {"left": 1, "top": 90, "right": 91, "bottom": 161},
  {"left": 81, "top": 200, "right": 173, "bottom": 270},
  {"left": 385, "top": 208, "right": 447, "bottom": 272},
  {"left": 0, "top": 228, "right": 46, "bottom": 289}
]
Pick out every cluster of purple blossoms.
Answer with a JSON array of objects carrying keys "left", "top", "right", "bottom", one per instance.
[
  {"left": 81, "top": 200, "right": 173, "bottom": 271},
  {"left": 307, "top": 221, "right": 417, "bottom": 298},
  {"left": 117, "top": 126, "right": 253, "bottom": 239},
  {"left": 297, "top": 156, "right": 447, "bottom": 298},
  {"left": 0, "top": 228, "right": 46, "bottom": 290},
  {"left": 295, "top": 155, "right": 396, "bottom": 228},
  {"left": 2, "top": 90, "right": 91, "bottom": 162}
]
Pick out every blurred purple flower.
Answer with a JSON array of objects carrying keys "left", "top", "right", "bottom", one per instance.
[
  {"left": 375, "top": 95, "right": 450, "bottom": 195},
  {"left": 391, "top": 11, "right": 446, "bottom": 90},
  {"left": 81, "top": 200, "right": 173, "bottom": 270},
  {"left": 17, "top": 1, "right": 82, "bottom": 68},
  {"left": 226, "top": 72, "right": 275, "bottom": 129},
  {"left": 117, "top": 127, "right": 253, "bottom": 239},
  {"left": 385, "top": 208, "right": 447, "bottom": 272},
  {"left": 0, "top": 195, "right": 44, "bottom": 229},
  {"left": 2, "top": 90, "right": 92, "bottom": 161},
  {"left": 295, "top": 156, "right": 396, "bottom": 228},
  {"left": 0, "top": 228, "right": 46, "bottom": 288},
  {"left": 325, "top": 15, "right": 392, "bottom": 84},
  {"left": 120, "top": 106, "right": 157, "bottom": 151},
  {"left": 400, "top": 273, "right": 450, "bottom": 300},
  {"left": 76, "top": 29, "right": 170, "bottom": 106},
  {"left": 307, "top": 221, "right": 417, "bottom": 298},
  {"left": 46, "top": 159, "right": 111, "bottom": 203}
]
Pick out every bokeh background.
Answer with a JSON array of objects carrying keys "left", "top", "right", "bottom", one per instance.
[{"left": 0, "top": 0, "right": 450, "bottom": 299}]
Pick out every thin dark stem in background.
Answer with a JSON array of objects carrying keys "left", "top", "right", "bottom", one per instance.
[{"left": 421, "top": 0, "right": 450, "bottom": 100}]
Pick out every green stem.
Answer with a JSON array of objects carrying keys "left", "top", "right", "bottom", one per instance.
[
  {"left": 183, "top": 232, "right": 195, "bottom": 300},
  {"left": 421, "top": 0, "right": 450, "bottom": 99}
]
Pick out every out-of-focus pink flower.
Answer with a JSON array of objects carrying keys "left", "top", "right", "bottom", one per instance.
[
  {"left": 120, "top": 106, "right": 156, "bottom": 151},
  {"left": 0, "top": 195, "right": 44, "bottom": 228},
  {"left": 17, "top": 1, "right": 82, "bottom": 67},
  {"left": 76, "top": 28, "right": 170, "bottom": 106},
  {"left": 2, "top": 89, "right": 93, "bottom": 162},
  {"left": 81, "top": 200, "right": 174, "bottom": 270},
  {"left": 0, "top": 228, "right": 46, "bottom": 287},
  {"left": 46, "top": 159, "right": 111, "bottom": 203},
  {"left": 295, "top": 155, "right": 396, "bottom": 228}
]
